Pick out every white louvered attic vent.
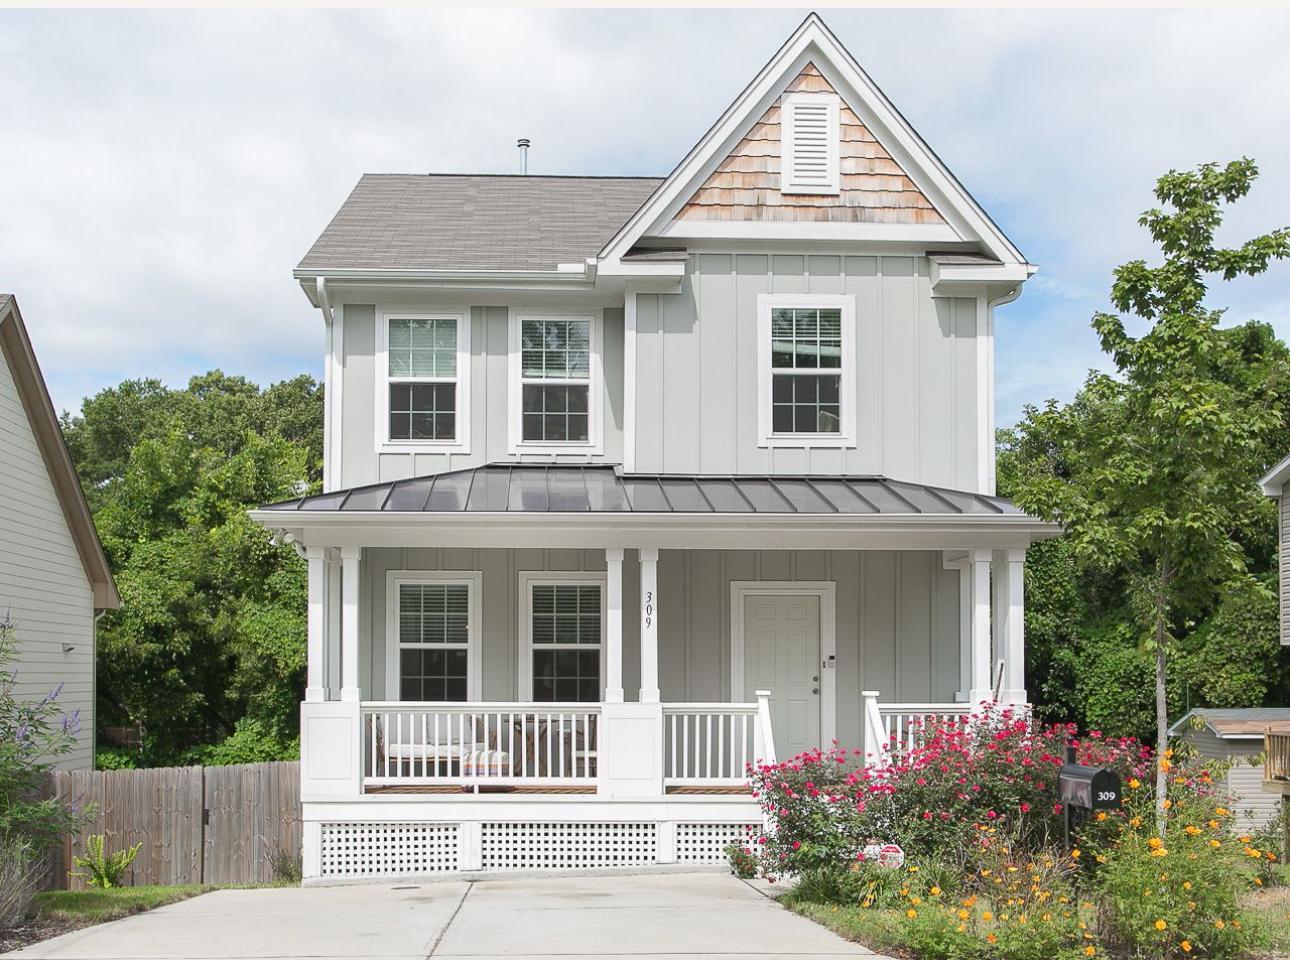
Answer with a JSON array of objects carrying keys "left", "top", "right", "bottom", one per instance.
[{"left": 781, "top": 92, "right": 840, "bottom": 196}]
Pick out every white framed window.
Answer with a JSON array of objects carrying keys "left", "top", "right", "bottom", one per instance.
[
  {"left": 518, "top": 572, "right": 605, "bottom": 703},
  {"left": 385, "top": 571, "right": 482, "bottom": 702},
  {"left": 374, "top": 310, "right": 471, "bottom": 453},
  {"left": 508, "top": 310, "right": 603, "bottom": 455},
  {"left": 757, "top": 293, "right": 856, "bottom": 448},
  {"left": 781, "top": 91, "right": 840, "bottom": 196}
]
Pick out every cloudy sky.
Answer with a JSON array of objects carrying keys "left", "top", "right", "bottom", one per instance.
[{"left": 3, "top": 8, "right": 1289, "bottom": 424}]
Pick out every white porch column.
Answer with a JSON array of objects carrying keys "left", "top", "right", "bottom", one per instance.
[
  {"left": 605, "top": 547, "right": 625, "bottom": 704},
  {"left": 340, "top": 545, "right": 361, "bottom": 703},
  {"left": 639, "top": 547, "right": 660, "bottom": 704},
  {"left": 997, "top": 548, "right": 1027, "bottom": 705},
  {"left": 305, "top": 546, "right": 328, "bottom": 703},
  {"left": 968, "top": 548, "right": 993, "bottom": 705}
]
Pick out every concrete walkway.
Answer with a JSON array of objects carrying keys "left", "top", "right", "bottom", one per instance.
[{"left": 5, "top": 872, "right": 881, "bottom": 959}]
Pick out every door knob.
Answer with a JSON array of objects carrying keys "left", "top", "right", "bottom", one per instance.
[{"left": 812, "top": 675, "right": 819, "bottom": 682}]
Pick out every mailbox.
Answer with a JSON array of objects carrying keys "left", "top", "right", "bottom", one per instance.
[{"left": 1058, "top": 764, "right": 1122, "bottom": 811}]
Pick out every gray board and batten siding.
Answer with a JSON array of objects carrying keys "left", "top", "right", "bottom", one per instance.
[
  {"left": 353, "top": 546, "right": 962, "bottom": 749},
  {"left": 334, "top": 254, "right": 983, "bottom": 493}
]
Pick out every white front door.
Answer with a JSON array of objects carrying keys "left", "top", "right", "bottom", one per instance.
[{"left": 742, "top": 594, "right": 821, "bottom": 758}]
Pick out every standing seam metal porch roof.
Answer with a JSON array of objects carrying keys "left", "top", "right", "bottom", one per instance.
[{"left": 261, "top": 464, "right": 1025, "bottom": 516}]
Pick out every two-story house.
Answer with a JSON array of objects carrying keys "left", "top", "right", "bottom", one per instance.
[{"left": 251, "top": 13, "right": 1055, "bottom": 882}]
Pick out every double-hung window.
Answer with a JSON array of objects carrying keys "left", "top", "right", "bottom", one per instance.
[
  {"left": 511, "top": 313, "right": 600, "bottom": 452},
  {"left": 387, "top": 573, "right": 480, "bottom": 702},
  {"left": 378, "top": 312, "right": 470, "bottom": 452},
  {"left": 520, "top": 575, "right": 604, "bottom": 703},
  {"left": 757, "top": 294, "right": 856, "bottom": 447}
]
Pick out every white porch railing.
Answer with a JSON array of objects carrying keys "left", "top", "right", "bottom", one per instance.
[
  {"left": 862, "top": 691, "right": 972, "bottom": 759},
  {"left": 663, "top": 702, "right": 761, "bottom": 786},
  {"left": 361, "top": 702, "right": 600, "bottom": 788}
]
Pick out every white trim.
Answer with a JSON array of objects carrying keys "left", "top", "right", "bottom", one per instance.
[
  {"left": 374, "top": 308, "right": 472, "bottom": 455},
  {"left": 326, "top": 306, "right": 345, "bottom": 492},
  {"left": 756, "top": 293, "right": 856, "bottom": 448},
  {"left": 1261, "top": 452, "right": 1290, "bottom": 495},
  {"left": 656, "top": 221, "right": 961, "bottom": 243},
  {"left": 729, "top": 580, "right": 836, "bottom": 746},
  {"left": 517, "top": 570, "right": 608, "bottom": 702},
  {"left": 384, "top": 570, "right": 483, "bottom": 702},
  {"left": 780, "top": 91, "right": 840, "bottom": 196},
  {"left": 507, "top": 308, "right": 605, "bottom": 456},
  {"left": 599, "top": 15, "right": 1027, "bottom": 269},
  {"left": 623, "top": 286, "right": 639, "bottom": 473}
]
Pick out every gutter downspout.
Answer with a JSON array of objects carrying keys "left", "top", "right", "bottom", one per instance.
[
  {"left": 984, "top": 284, "right": 1024, "bottom": 496},
  {"left": 316, "top": 279, "right": 340, "bottom": 492}
]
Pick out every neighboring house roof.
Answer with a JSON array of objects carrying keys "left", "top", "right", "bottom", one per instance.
[
  {"left": 1169, "top": 708, "right": 1290, "bottom": 740},
  {"left": 0, "top": 295, "right": 119, "bottom": 609},
  {"left": 297, "top": 174, "right": 664, "bottom": 273},
  {"left": 1260, "top": 452, "right": 1290, "bottom": 495},
  {"left": 260, "top": 464, "right": 1026, "bottom": 516}
]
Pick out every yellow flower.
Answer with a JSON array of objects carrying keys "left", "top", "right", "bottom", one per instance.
[
  {"left": 1255, "top": 877, "right": 1265, "bottom": 886},
  {"left": 1180, "top": 941, "right": 1192, "bottom": 953},
  {"left": 1183, "top": 881, "right": 1192, "bottom": 891},
  {"left": 1071, "top": 849, "right": 1082, "bottom": 859},
  {"left": 906, "top": 909, "right": 917, "bottom": 919},
  {"left": 1215, "top": 919, "right": 1226, "bottom": 930},
  {"left": 957, "top": 909, "right": 969, "bottom": 921},
  {"left": 1184, "top": 825, "right": 1201, "bottom": 836},
  {"left": 1163, "top": 799, "right": 1173, "bottom": 809},
  {"left": 1148, "top": 837, "right": 1164, "bottom": 849},
  {"left": 986, "top": 934, "right": 997, "bottom": 945},
  {"left": 982, "top": 911, "right": 993, "bottom": 922},
  {"left": 1129, "top": 778, "right": 1141, "bottom": 789},
  {"left": 1216, "top": 807, "right": 1230, "bottom": 817},
  {"left": 1085, "top": 948, "right": 1096, "bottom": 957},
  {"left": 930, "top": 886, "right": 941, "bottom": 897},
  {"left": 1210, "top": 839, "right": 1222, "bottom": 849},
  {"left": 1130, "top": 817, "right": 1143, "bottom": 828},
  {"left": 908, "top": 865, "right": 919, "bottom": 873},
  {"left": 910, "top": 897, "right": 922, "bottom": 905},
  {"left": 1155, "top": 919, "right": 1167, "bottom": 931},
  {"left": 1096, "top": 812, "right": 1108, "bottom": 822}
]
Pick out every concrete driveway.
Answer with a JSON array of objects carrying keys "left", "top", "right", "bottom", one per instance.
[{"left": 5, "top": 871, "right": 880, "bottom": 959}]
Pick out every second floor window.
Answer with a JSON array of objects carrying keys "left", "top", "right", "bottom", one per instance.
[
  {"left": 378, "top": 312, "right": 470, "bottom": 451},
  {"left": 757, "top": 294, "right": 856, "bottom": 448},
  {"left": 520, "top": 316, "right": 591, "bottom": 444}
]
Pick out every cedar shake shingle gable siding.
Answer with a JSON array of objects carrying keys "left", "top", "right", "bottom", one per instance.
[
  {"left": 298, "top": 174, "right": 664, "bottom": 273},
  {"left": 678, "top": 63, "right": 945, "bottom": 224}
]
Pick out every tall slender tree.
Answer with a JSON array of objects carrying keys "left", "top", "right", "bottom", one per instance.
[{"left": 1009, "top": 159, "right": 1290, "bottom": 826}]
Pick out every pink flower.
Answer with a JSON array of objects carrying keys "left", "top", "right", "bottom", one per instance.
[{"left": 1020, "top": 802, "right": 1031, "bottom": 814}]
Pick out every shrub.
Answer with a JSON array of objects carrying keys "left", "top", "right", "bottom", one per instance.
[
  {"left": 725, "top": 842, "right": 757, "bottom": 880},
  {"left": 749, "top": 705, "right": 1151, "bottom": 875},
  {"left": 0, "top": 613, "right": 91, "bottom": 849},
  {"left": 72, "top": 833, "right": 142, "bottom": 889},
  {"left": 1084, "top": 758, "right": 1250, "bottom": 960},
  {"left": 94, "top": 747, "right": 139, "bottom": 771},
  {"left": 0, "top": 836, "right": 39, "bottom": 933},
  {"left": 193, "top": 717, "right": 298, "bottom": 766}
]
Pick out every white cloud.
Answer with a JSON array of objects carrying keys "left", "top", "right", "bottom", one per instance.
[{"left": 1, "top": 9, "right": 1288, "bottom": 424}]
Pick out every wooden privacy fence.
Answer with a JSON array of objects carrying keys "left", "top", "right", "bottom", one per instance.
[{"left": 49, "top": 761, "right": 300, "bottom": 889}]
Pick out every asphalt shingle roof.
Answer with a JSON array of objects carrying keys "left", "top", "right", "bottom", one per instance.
[
  {"left": 297, "top": 174, "right": 664, "bottom": 273},
  {"left": 262, "top": 464, "right": 1025, "bottom": 516}
]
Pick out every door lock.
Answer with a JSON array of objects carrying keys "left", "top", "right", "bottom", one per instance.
[{"left": 812, "top": 688, "right": 819, "bottom": 695}]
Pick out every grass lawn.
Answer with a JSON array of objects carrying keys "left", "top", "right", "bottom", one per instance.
[
  {"left": 784, "top": 889, "right": 1290, "bottom": 960},
  {"left": 0, "top": 885, "right": 214, "bottom": 955}
]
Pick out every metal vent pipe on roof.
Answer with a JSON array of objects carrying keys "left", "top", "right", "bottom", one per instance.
[{"left": 517, "top": 138, "right": 530, "bottom": 174}]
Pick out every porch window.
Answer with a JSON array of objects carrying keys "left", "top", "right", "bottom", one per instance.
[
  {"left": 394, "top": 580, "right": 471, "bottom": 701},
  {"left": 528, "top": 582, "right": 602, "bottom": 702},
  {"left": 378, "top": 312, "right": 470, "bottom": 451},
  {"left": 512, "top": 313, "right": 599, "bottom": 451},
  {"left": 756, "top": 294, "right": 856, "bottom": 448}
]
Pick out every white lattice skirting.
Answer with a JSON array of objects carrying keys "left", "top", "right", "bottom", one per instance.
[
  {"left": 320, "top": 822, "right": 460, "bottom": 877},
  {"left": 675, "top": 822, "right": 761, "bottom": 864},
  {"left": 315, "top": 820, "right": 762, "bottom": 878}
]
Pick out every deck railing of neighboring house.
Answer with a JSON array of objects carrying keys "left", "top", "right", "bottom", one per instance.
[
  {"left": 1264, "top": 731, "right": 1290, "bottom": 789},
  {"left": 361, "top": 703, "right": 601, "bottom": 788},
  {"left": 862, "top": 692, "right": 973, "bottom": 759},
  {"left": 663, "top": 702, "right": 762, "bottom": 787}
]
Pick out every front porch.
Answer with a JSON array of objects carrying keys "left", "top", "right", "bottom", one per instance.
[{"left": 253, "top": 468, "right": 1052, "bottom": 880}]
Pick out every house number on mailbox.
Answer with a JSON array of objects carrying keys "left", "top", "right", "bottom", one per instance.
[{"left": 644, "top": 590, "right": 654, "bottom": 629}]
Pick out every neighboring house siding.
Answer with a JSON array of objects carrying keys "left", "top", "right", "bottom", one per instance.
[
  {"left": 0, "top": 347, "right": 95, "bottom": 770},
  {"left": 358, "top": 546, "right": 959, "bottom": 747},
  {"left": 338, "top": 304, "right": 624, "bottom": 488},
  {"left": 1281, "top": 491, "right": 1290, "bottom": 644},
  {"left": 634, "top": 254, "right": 980, "bottom": 487},
  {"left": 1181, "top": 729, "right": 1282, "bottom": 833}
]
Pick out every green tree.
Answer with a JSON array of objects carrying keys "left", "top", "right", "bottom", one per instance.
[
  {"left": 61, "top": 372, "right": 321, "bottom": 765},
  {"left": 1008, "top": 160, "right": 1290, "bottom": 823}
]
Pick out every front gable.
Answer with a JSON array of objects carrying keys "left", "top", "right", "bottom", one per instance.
[{"left": 678, "top": 63, "right": 945, "bottom": 227}]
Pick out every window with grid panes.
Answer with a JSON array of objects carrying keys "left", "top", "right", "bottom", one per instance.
[
  {"left": 387, "top": 317, "right": 458, "bottom": 442},
  {"left": 529, "top": 583, "right": 601, "bottom": 702},
  {"left": 520, "top": 317, "right": 591, "bottom": 443},
  {"left": 769, "top": 307, "right": 842, "bottom": 434},
  {"left": 397, "top": 582, "right": 470, "bottom": 701}
]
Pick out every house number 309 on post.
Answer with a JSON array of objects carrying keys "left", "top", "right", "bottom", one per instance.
[{"left": 643, "top": 591, "right": 654, "bottom": 630}]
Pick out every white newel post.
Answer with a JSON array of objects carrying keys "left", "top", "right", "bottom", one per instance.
[
  {"left": 598, "top": 546, "right": 663, "bottom": 799},
  {"left": 754, "top": 689, "right": 776, "bottom": 765},
  {"left": 305, "top": 547, "right": 327, "bottom": 703},
  {"left": 968, "top": 549, "right": 993, "bottom": 706},
  {"left": 639, "top": 547, "right": 660, "bottom": 704},
  {"left": 605, "top": 547, "right": 625, "bottom": 704},
  {"left": 862, "top": 690, "right": 884, "bottom": 760},
  {"left": 1001, "top": 548, "right": 1027, "bottom": 705},
  {"left": 340, "top": 546, "right": 361, "bottom": 703}
]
